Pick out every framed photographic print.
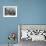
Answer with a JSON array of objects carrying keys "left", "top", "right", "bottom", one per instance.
[
  {"left": 18, "top": 24, "right": 46, "bottom": 42},
  {"left": 3, "top": 6, "right": 17, "bottom": 17}
]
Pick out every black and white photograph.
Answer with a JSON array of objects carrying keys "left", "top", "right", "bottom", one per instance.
[
  {"left": 18, "top": 25, "right": 46, "bottom": 46},
  {"left": 3, "top": 6, "right": 17, "bottom": 17}
]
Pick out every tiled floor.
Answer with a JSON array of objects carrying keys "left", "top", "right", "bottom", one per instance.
[
  {"left": 19, "top": 40, "right": 46, "bottom": 46},
  {"left": 0, "top": 41, "right": 46, "bottom": 46},
  {"left": 0, "top": 44, "right": 18, "bottom": 46}
]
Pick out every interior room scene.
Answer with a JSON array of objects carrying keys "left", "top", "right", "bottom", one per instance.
[
  {"left": 0, "top": 0, "right": 46, "bottom": 46},
  {"left": 18, "top": 25, "right": 46, "bottom": 46}
]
